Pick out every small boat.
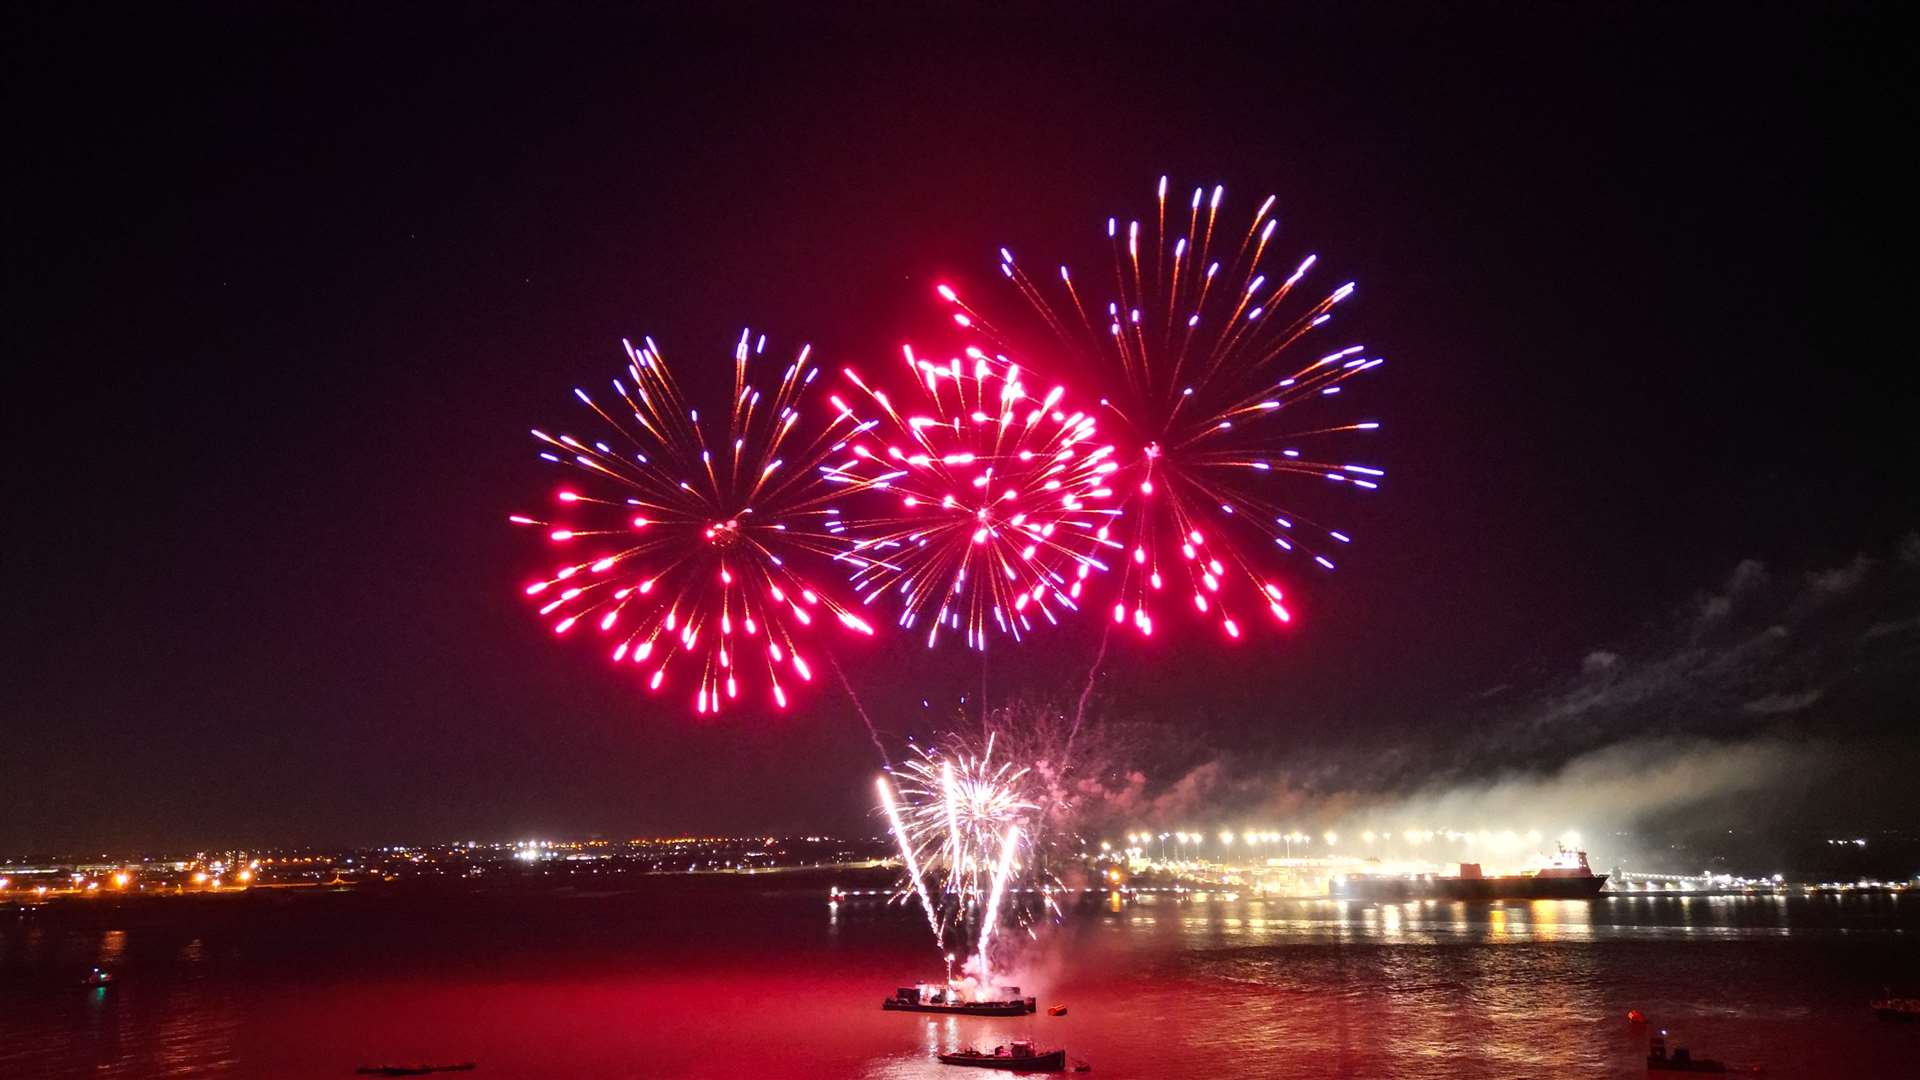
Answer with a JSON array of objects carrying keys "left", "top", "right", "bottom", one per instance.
[
  {"left": 353, "top": 1065, "right": 475, "bottom": 1077},
  {"left": 1046, "top": 1003, "right": 1068, "bottom": 1017},
  {"left": 884, "top": 983, "right": 1037, "bottom": 1016},
  {"left": 1872, "top": 994, "right": 1920, "bottom": 1021},
  {"left": 82, "top": 967, "right": 114, "bottom": 988},
  {"left": 938, "top": 1040, "right": 1067, "bottom": 1072},
  {"left": 1647, "top": 1032, "right": 1762, "bottom": 1074},
  {"left": 1627, "top": 1008, "right": 1647, "bottom": 1024}
]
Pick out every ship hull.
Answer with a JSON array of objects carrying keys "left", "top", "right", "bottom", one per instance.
[{"left": 1331, "top": 874, "right": 1608, "bottom": 901}]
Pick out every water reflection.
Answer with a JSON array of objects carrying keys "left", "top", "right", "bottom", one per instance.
[
  {"left": 3, "top": 891, "right": 1914, "bottom": 1078},
  {"left": 98, "top": 928, "right": 127, "bottom": 965}
]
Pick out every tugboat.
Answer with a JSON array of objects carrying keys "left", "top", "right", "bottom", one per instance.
[
  {"left": 884, "top": 983, "right": 1037, "bottom": 1016},
  {"left": 938, "top": 1039, "right": 1067, "bottom": 1072},
  {"left": 1647, "top": 1031, "right": 1762, "bottom": 1074}
]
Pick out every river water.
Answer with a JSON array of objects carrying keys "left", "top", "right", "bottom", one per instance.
[{"left": 3, "top": 878, "right": 1914, "bottom": 1077}]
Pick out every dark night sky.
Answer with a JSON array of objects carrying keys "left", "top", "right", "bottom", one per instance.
[{"left": 4, "top": 4, "right": 1912, "bottom": 854}]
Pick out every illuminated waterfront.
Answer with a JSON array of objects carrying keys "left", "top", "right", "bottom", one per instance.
[
  {"left": 0, "top": 836, "right": 891, "bottom": 903},
  {"left": 8, "top": 826, "right": 1912, "bottom": 909}
]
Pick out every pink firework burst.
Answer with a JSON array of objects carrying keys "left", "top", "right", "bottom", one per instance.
[
  {"left": 822, "top": 345, "right": 1120, "bottom": 650},
  {"left": 935, "top": 178, "right": 1385, "bottom": 641},
  {"left": 510, "top": 330, "right": 875, "bottom": 715}
]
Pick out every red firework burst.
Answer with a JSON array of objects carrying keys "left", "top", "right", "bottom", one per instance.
[
  {"left": 822, "top": 345, "right": 1120, "bottom": 650},
  {"left": 509, "top": 330, "right": 873, "bottom": 715},
  {"left": 935, "top": 178, "right": 1385, "bottom": 641}
]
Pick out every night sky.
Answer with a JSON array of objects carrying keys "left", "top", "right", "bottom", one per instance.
[{"left": 5, "top": 5, "right": 1912, "bottom": 854}]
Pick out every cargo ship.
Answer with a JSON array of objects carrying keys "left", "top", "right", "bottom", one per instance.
[{"left": 1330, "top": 848, "right": 1608, "bottom": 901}]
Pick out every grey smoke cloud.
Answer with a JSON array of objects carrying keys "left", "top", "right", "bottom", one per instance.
[
  {"left": 1466, "top": 534, "right": 1919, "bottom": 762},
  {"left": 1072, "top": 534, "right": 1920, "bottom": 843},
  {"left": 1321, "top": 736, "right": 1825, "bottom": 838},
  {"left": 1741, "top": 690, "right": 1824, "bottom": 715}
]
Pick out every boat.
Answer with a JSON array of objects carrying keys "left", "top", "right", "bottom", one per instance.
[
  {"left": 938, "top": 1040, "right": 1067, "bottom": 1072},
  {"left": 1872, "top": 994, "right": 1920, "bottom": 1021},
  {"left": 353, "top": 1066, "right": 475, "bottom": 1076},
  {"left": 1046, "top": 1003, "right": 1068, "bottom": 1016},
  {"left": 1331, "top": 847, "right": 1608, "bottom": 901},
  {"left": 1646, "top": 1032, "right": 1762, "bottom": 1074},
  {"left": 884, "top": 983, "right": 1037, "bottom": 1016},
  {"left": 82, "top": 967, "right": 114, "bottom": 988}
]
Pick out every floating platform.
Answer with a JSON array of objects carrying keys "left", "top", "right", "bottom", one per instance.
[{"left": 884, "top": 983, "right": 1037, "bottom": 1016}]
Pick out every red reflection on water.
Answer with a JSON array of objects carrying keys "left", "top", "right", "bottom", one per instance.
[{"left": 1, "top": 888, "right": 1914, "bottom": 1078}]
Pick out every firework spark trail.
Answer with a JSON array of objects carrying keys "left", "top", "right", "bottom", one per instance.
[
  {"left": 1067, "top": 615, "right": 1114, "bottom": 764},
  {"left": 822, "top": 346, "right": 1123, "bottom": 650},
  {"left": 936, "top": 178, "right": 1386, "bottom": 643},
  {"left": 826, "top": 648, "right": 890, "bottom": 766},
  {"left": 942, "top": 761, "right": 965, "bottom": 883},
  {"left": 877, "top": 775, "right": 941, "bottom": 939},
  {"left": 974, "top": 823, "right": 1021, "bottom": 983},
  {"left": 510, "top": 331, "right": 881, "bottom": 716}
]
